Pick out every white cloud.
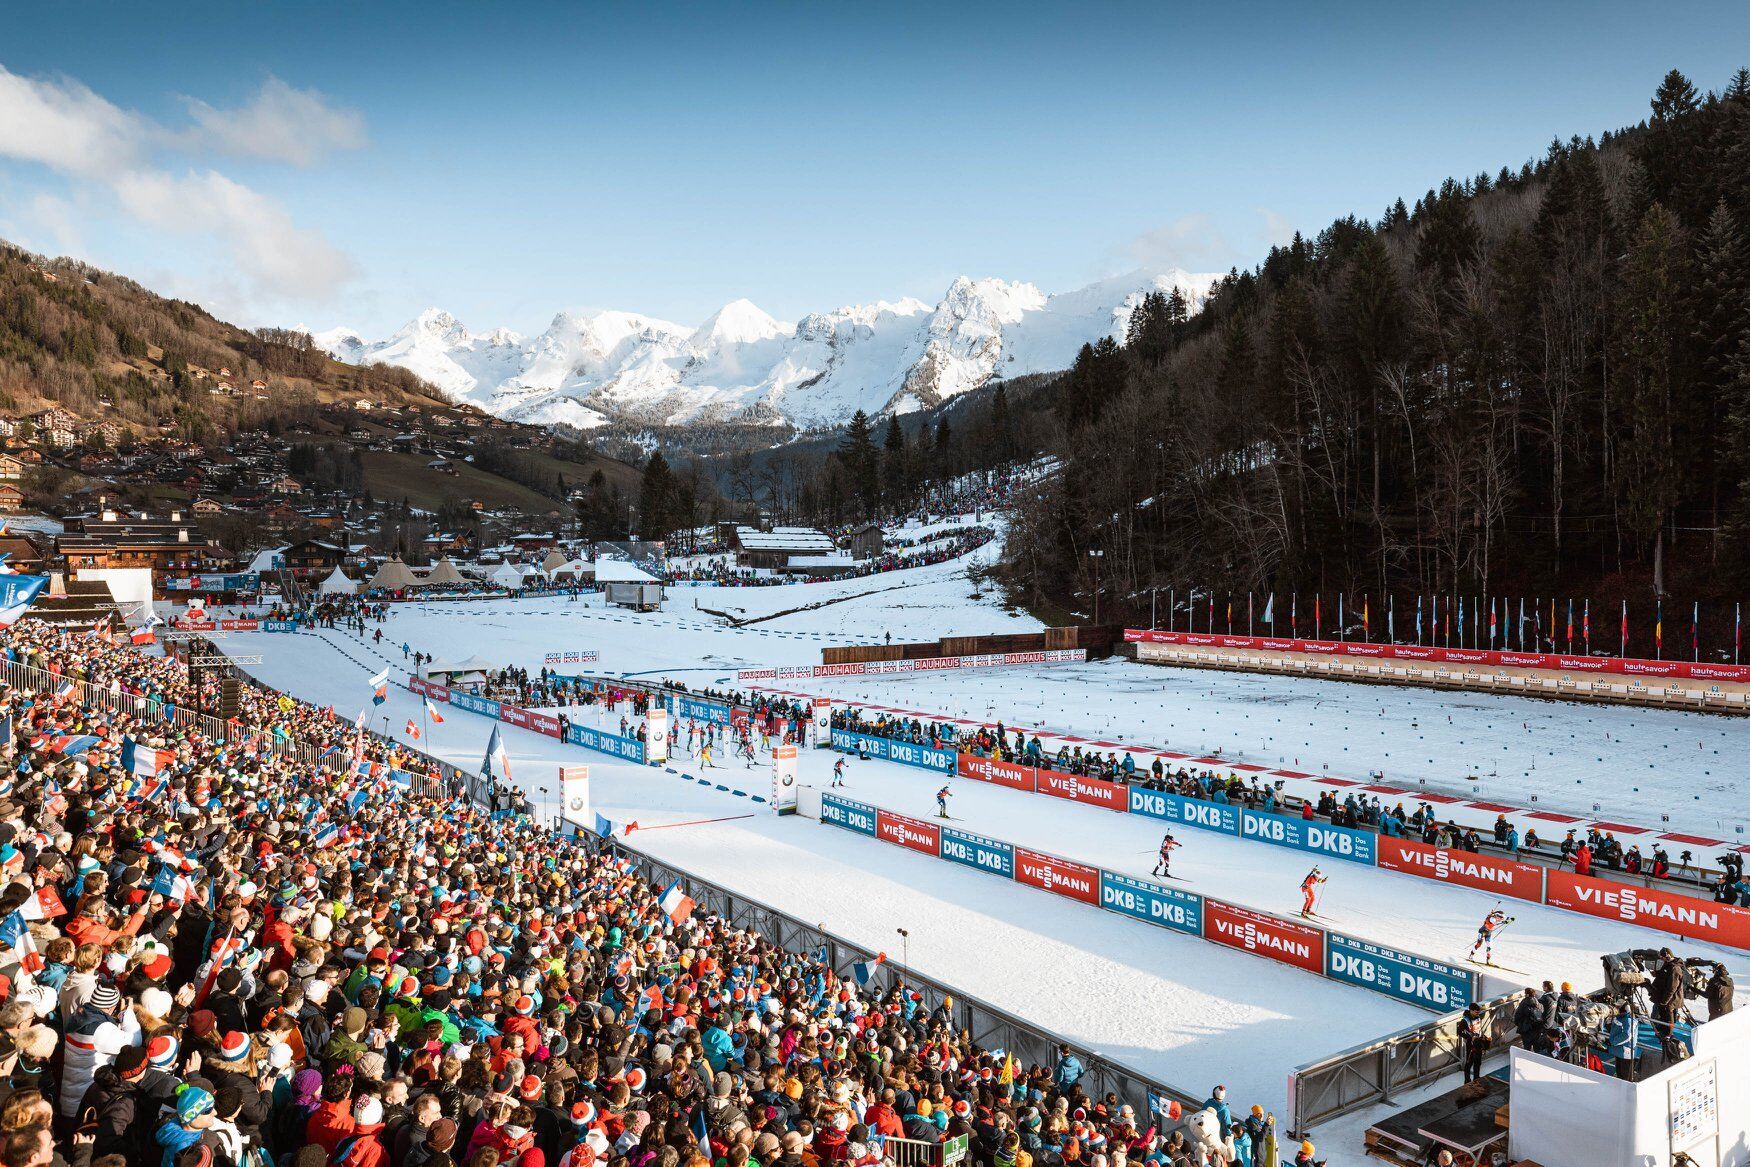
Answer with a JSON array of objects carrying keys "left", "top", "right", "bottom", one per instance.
[
  {"left": 1123, "top": 213, "right": 1237, "bottom": 273},
  {"left": 0, "top": 64, "right": 362, "bottom": 311},
  {"left": 181, "top": 77, "right": 366, "bottom": 167},
  {"left": 1257, "top": 208, "right": 1298, "bottom": 247}
]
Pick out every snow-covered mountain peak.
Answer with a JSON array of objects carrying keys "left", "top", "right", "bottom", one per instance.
[
  {"left": 313, "top": 268, "right": 1219, "bottom": 429},
  {"left": 692, "top": 299, "right": 787, "bottom": 348}
]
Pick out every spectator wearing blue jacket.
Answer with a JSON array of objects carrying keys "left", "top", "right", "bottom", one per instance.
[
  {"left": 1052, "top": 1044, "right": 1085, "bottom": 1092},
  {"left": 701, "top": 1020, "right": 736, "bottom": 1072},
  {"left": 1204, "top": 1084, "right": 1232, "bottom": 1130}
]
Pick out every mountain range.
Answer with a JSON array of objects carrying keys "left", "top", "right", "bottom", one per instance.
[{"left": 309, "top": 269, "right": 1217, "bottom": 429}]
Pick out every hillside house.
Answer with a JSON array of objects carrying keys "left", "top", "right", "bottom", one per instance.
[{"left": 0, "top": 484, "right": 24, "bottom": 511}]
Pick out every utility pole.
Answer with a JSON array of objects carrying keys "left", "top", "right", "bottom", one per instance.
[{"left": 1088, "top": 549, "right": 1104, "bottom": 625}]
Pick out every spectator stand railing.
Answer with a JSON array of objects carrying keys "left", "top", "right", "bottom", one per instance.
[
  {"left": 606, "top": 839, "right": 1205, "bottom": 1124},
  {"left": 1286, "top": 988, "right": 1535, "bottom": 1135}
]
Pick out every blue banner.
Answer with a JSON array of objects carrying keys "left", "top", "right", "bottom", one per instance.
[
  {"left": 1326, "top": 932, "right": 1474, "bottom": 1012},
  {"left": 1099, "top": 871, "right": 1204, "bottom": 936},
  {"left": 167, "top": 572, "right": 260, "bottom": 592},
  {"left": 940, "top": 826, "right": 1015, "bottom": 878},
  {"left": 0, "top": 574, "right": 49, "bottom": 623},
  {"left": 1239, "top": 808, "right": 1377, "bottom": 865},
  {"left": 820, "top": 792, "right": 877, "bottom": 836},
  {"left": 830, "top": 728, "right": 955, "bottom": 774},
  {"left": 1128, "top": 788, "right": 1241, "bottom": 834},
  {"left": 450, "top": 692, "right": 502, "bottom": 719},
  {"left": 262, "top": 620, "right": 300, "bottom": 633},
  {"left": 563, "top": 722, "right": 645, "bottom": 763},
  {"left": 676, "top": 696, "right": 733, "bottom": 727}
]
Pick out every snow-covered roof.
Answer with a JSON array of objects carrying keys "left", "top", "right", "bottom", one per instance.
[
  {"left": 593, "top": 559, "right": 656, "bottom": 583},
  {"left": 735, "top": 526, "right": 835, "bottom": 553},
  {"left": 248, "top": 546, "right": 288, "bottom": 572}
]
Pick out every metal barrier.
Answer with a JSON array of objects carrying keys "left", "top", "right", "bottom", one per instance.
[
  {"left": 606, "top": 841, "right": 1204, "bottom": 1121},
  {"left": 881, "top": 1135, "right": 969, "bottom": 1167},
  {"left": 1286, "top": 990, "right": 1521, "bottom": 1133}
]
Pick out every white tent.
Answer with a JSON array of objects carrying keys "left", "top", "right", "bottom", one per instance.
[
  {"left": 422, "top": 558, "right": 466, "bottom": 587},
  {"left": 550, "top": 558, "right": 594, "bottom": 584},
  {"left": 489, "top": 563, "right": 543, "bottom": 590},
  {"left": 317, "top": 566, "right": 356, "bottom": 595},
  {"left": 426, "top": 654, "right": 499, "bottom": 691},
  {"left": 367, "top": 558, "right": 418, "bottom": 591}
]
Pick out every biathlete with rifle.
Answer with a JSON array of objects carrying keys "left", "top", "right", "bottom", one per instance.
[{"left": 1300, "top": 866, "right": 1327, "bottom": 918}]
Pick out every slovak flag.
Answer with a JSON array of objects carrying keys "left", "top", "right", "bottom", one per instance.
[
  {"left": 369, "top": 669, "right": 390, "bottom": 706},
  {"left": 424, "top": 699, "right": 444, "bottom": 724},
  {"left": 404, "top": 719, "right": 420, "bottom": 740},
  {"left": 121, "top": 735, "right": 169, "bottom": 779},
  {"left": 851, "top": 952, "right": 886, "bottom": 986},
  {"left": 658, "top": 879, "right": 695, "bottom": 925}
]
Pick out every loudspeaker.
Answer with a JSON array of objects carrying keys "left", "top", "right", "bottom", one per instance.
[{"left": 219, "top": 676, "right": 242, "bottom": 719}]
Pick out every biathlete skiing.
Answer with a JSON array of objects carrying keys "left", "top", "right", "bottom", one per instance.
[
  {"left": 832, "top": 758, "right": 847, "bottom": 788},
  {"left": 1299, "top": 866, "right": 1327, "bottom": 918},
  {"left": 1153, "top": 832, "right": 1181, "bottom": 877},
  {"left": 936, "top": 784, "right": 952, "bottom": 819},
  {"left": 1469, "top": 906, "right": 1515, "bottom": 964}
]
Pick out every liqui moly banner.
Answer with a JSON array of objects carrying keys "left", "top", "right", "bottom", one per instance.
[
  {"left": 1125, "top": 629, "right": 1750, "bottom": 684},
  {"left": 1014, "top": 848, "right": 1099, "bottom": 905},
  {"left": 957, "top": 753, "right": 1037, "bottom": 793},
  {"left": 1376, "top": 836, "right": 1544, "bottom": 902},
  {"left": 1239, "top": 808, "right": 1377, "bottom": 866},
  {"left": 940, "top": 826, "right": 1015, "bottom": 878},
  {"left": 1100, "top": 871, "right": 1203, "bottom": 936},
  {"left": 820, "top": 793, "right": 876, "bottom": 836},
  {"left": 1034, "top": 768, "right": 1127, "bottom": 811},
  {"left": 876, "top": 809, "right": 942, "bottom": 856},
  {"left": 1203, "top": 900, "right": 1325, "bottom": 974},
  {"left": 1128, "top": 788, "right": 1241, "bottom": 834},
  {"left": 1545, "top": 871, "right": 1750, "bottom": 950}
]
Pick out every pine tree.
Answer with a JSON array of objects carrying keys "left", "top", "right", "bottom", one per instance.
[
  {"left": 640, "top": 450, "right": 674, "bottom": 538},
  {"left": 837, "top": 410, "right": 880, "bottom": 516},
  {"left": 934, "top": 415, "right": 951, "bottom": 452}
]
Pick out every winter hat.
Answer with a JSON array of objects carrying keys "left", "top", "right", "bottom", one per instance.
[
  {"left": 140, "top": 987, "right": 174, "bottom": 1019},
  {"left": 428, "top": 1119, "right": 458, "bottom": 1152},
  {"left": 354, "top": 1096, "right": 384, "bottom": 1126},
  {"left": 116, "top": 1045, "right": 150, "bottom": 1077},
  {"left": 217, "top": 1031, "right": 251, "bottom": 1062},
  {"left": 149, "top": 1034, "right": 180, "bottom": 1069},
  {"left": 268, "top": 1042, "right": 295, "bottom": 1070},
  {"left": 18, "top": 1026, "right": 56, "bottom": 1061},
  {"left": 177, "top": 1086, "right": 216, "bottom": 1122},
  {"left": 90, "top": 983, "right": 122, "bottom": 1012}
]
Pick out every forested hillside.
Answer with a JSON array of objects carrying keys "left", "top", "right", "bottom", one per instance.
[{"left": 1006, "top": 68, "right": 1750, "bottom": 623}]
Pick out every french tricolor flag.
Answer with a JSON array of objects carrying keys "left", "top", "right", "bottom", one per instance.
[
  {"left": 121, "top": 735, "right": 169, "bottom": 779},
  {"left": 658, "top": 879, "right": 695, "bottom": 926},
  {"left": 851, "top": 952, "right": 887, "bottom": 986},
  {"left": 369, "top": 668, "right": 390, "bottom": 706},
  {"left": 424, "top": 699, "right": 444, "bottom": 724}
]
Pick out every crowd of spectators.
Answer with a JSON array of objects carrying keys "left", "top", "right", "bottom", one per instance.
[{"left": 0, "top": 618, "right": 1320, "bottom": 1167}]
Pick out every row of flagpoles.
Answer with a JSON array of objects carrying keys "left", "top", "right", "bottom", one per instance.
[{"left": 1152, "top": 590, "right": 1746, "bottom": 663}]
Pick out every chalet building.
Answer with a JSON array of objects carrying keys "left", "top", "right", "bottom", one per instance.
[
  {"left": 843, "top": 521, "right": 885, "bottom": 561},
  {"left": 0, "top": 484, "right": 24, "bottom": 511},
  {"left": 730, "top": 525, "right": 836, "bottom": 570},
  {"left": 55, "top": 509, "right": 231, "bottom": 584},
  {"left": 0, "top": 453, "right": 29, "bottom": 480},
  {"left": 280, "top": 538, "right": 347, "bottom": 580}
]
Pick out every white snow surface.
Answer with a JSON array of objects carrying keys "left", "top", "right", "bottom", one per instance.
[
  {"left": 203, "top": 552, "right": 1750, "bottom": 1164},
  {"left": 310, "top": 269, "right": 1219, "bottom": 428}
]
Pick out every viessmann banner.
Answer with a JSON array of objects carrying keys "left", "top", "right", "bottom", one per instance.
[
  {"left": 1125, "top": 628, "right": 1750, "bottom": 684},
  {"left": 737, "top": 649, "right": 1086, "bottom": 683}
]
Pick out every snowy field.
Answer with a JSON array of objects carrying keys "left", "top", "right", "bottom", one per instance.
[
  {"left": 223, "top": 623, "right": 1420, "bottom": 1124},
  {"left": 208, "top": 547, "right": 1750, "bottom": 1162},
  {"left": 796, "top": 658, "right": 1750, "bottom": 843}
]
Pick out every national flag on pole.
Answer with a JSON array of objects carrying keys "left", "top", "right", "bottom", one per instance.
[
  {"left": 121, "top": 735, "right": 169, "bottom": 779},
  {"left": 1261, "top": 593, "right": 1274, "bottom": 625},
  {"left": 424, "top": 699, "right": 444, "bottom": 724},
  {"left": 594, "top": 813, "right": 619, "bottom": 838},
  {"left": 658, "top": 879, "right": 695, "bottom": 925},
  {"left": 1416, "top": 595, "right": 1424, "bottom": 643},
  {"left": 1656, "top": 600, "right": 1664, "bottom": 656},
  {"left": 1489, "top": 600, "right": 1497, "bottom": 646},
  {"left": 689, "top": 1103, "right": 710, "bottom": 1149},
  {"left": 1583, "top": 599, "right": 1591, "bottom": 653},
  {"left": 482, "top": 722, "right": 510, "bottom": 782},
  {"left": 0, "top": 574, "right": 48, "bottom": 626},
  {"left": 1621, "top": 599, "right": 1629, "bottom": 655},
  {"left": 1362, "top": 597, "right": 1370, "bottom": 638},
  {"left": 30, "top": 733, "right": 100, "bottom": 756},
  {"left": 369, "top": 668, "right": 390, "bottom": 706},
  {"left": 404, "top": 719, "right": 420, "bottom": 740},
  {"left": 1693, "top": 601, "right": 1700, "bottom": 661},
  {"left": 851, "top": 952, "right": 887, "bottom": 986}
]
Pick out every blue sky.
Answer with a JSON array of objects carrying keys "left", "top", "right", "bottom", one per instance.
[{"left": 2, "top": 1, "right": 1747, "bottom": 337}]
